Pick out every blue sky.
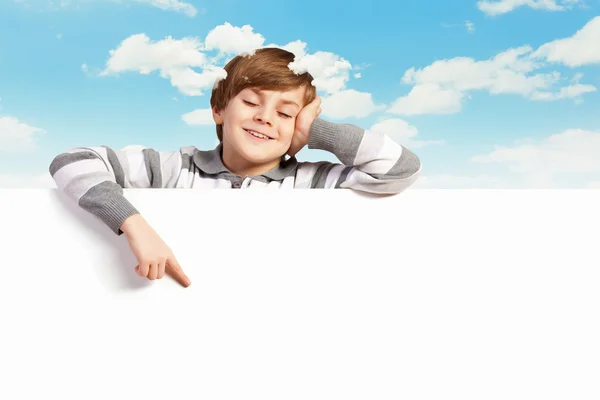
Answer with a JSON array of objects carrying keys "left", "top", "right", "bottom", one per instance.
[{"left": 1, "top": 0, "right": 599, "bottom": 188}]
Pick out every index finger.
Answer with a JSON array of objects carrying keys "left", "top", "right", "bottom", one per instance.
[
  {"left": 166, "top": 256, "right": 191, "bottom": 287},
  {"left": 313, "top": 95, "right": 322, "bottom": 107}
]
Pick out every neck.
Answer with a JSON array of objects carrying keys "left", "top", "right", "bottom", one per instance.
[{"left": 220, "top": 143, "right": 280, "bottom": 178}]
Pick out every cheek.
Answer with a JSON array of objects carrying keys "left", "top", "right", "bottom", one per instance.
[{"left": 280, "top": 119, "right": 296, "bottom": 140}]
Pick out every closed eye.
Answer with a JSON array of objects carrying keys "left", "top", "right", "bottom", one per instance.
[{"left": 244, "top": 100, "right": 292, "bottom": 118}]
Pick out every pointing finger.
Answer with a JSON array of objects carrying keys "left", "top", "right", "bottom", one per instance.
[{"left": 166, "top": 257, "right": 191, "bottom": 288}]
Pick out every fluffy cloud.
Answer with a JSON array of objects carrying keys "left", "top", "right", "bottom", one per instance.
[
  {"left": 472, "top": 128, "right": 600, "bottom": 174},
  {"left": 530, "top": 83, "right": 597, "bottom": 101},
  {"left": 136, "top": 0, "right": 198, "bottom": 17},
  {"left": 16, "top": 0, "right": 198, "bottom": 16},
  {"left": 288, "top": 51, "right": 353, "bottom": 94},
  {"left": 100, "top": 34, "right": 224, "bottom": 96},
  {"left": 369, "top": 118, "right": 444, "bottom": 149},
  {"left": 389, "top": 17, "right": 598, "bottom": 116},
  {"left": 0, "top": 116, "right": 45, "bottom": 152},
  {"left": 181, "top": 108, "right": 213, "bottom": 125},
  {"left": 388, "top": 83, "right": 466, "bottom": 115},
  {"left": 469, "top": 128, "right": 600, "bottom": 187},
  {"left": 477, "top": 0, "right": 583, "bottom": 16},
  {"left": 320, "top": 90, "right": 385, "bottom": 119},
  {"left": 101, "top": 23, "right": 362, "bottom": 103},
  {"left": 203, "top": 23, "right": 266, "bottom": 56},
  {"left": 412, "top": 174, "right": 505, "bottom": 189},
  {"left": 99, "top": 23, "right": 384, "bottom": 121},
  {"left": 531, "top": 16, "right": 600, "bottom": 67}
]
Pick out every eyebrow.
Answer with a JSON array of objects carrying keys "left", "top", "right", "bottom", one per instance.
[{"left": 249, "top": 88, "right": 301, "bottom": 109}]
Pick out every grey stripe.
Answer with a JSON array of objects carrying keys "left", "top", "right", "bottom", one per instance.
[
  {"left": 142, "top": 148, "right": 162, "bottom": 188},
  {"left": 49, "top": 151, "right": 98, "bottom": 176},
  {"left": 335, "top": 124, "right": 365, "bottom": 165},
  {"left": 372, "top": 146, "right": 421, "bottom": 180},
  {"left": 334, "top": 166, "right": 353, "bottom": 188},
  {"left": 181, "top": 153, "right": 192, "bottom": 172},
  {"left": 308, "top": 119, "right": 364, "bottom": 166},
  {"left": 102, "top": 146, "right": 125, "bottom": 187},
  {"left": 311, "top": 162, "right": 338, "bottom": 188},
  {"left": 79, "top": 181, "right": 140, "bottom": 235}
]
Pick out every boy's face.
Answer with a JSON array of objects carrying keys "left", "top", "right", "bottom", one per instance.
[{"left": 213, "top": 85, "right": 306, "bottom": 167}]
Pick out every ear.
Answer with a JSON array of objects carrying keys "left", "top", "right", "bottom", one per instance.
[{"left": 212, "top": 106, "right": 224, "bottom": 124}]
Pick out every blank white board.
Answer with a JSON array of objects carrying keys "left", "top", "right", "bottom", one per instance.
[{"left": 1, "top": 188, "right": 599, "bottom": 399}]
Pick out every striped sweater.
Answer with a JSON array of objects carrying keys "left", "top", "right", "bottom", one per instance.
[{"left": 49, "top": 118, "right": 421, "bottom": 235}]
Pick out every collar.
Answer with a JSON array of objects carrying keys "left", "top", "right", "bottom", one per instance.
[{"left": 192, "top": 142, "right": 298, "bottom": 182}]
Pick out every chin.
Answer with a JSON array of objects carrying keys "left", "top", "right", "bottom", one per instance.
[{"left": 239, "top": 144, "right": 284, "bottom": 164}]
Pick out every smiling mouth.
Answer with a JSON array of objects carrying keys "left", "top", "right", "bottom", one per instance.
[{"left": 244, "top": 128, "right": 273, "bottom": 140}]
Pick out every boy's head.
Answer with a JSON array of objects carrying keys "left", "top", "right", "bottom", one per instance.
[{"left": 210, "top": 47, "right": 317, "bottom": 169}]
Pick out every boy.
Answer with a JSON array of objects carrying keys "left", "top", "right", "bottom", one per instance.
[{"left": 49, "top": 47, "right": 421, "bottom": 288}]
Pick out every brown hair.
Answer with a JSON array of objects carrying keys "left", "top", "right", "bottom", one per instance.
[{"left": 210, "top": 47, "right": 317, "bottom": 142}]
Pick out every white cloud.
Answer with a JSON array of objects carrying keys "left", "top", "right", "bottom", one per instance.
[
  {"left": 320, "top": 89, "right": 385, "bottom": 119},
  {"left": 369, "top": 118, "right": 444, "bottom": 149},
  {"left": 99, "top": 23, "right": 362, "bottom": 99},
  {"left": 389, "top": 17, "right": 600, "bottom": 116},
  {"left": 412, "top": 174, "right": 505, "bottom": 189},
  {"left": 0, "top": 116, "right": 45, "bottom": 152},
  {"left": 530, "top": 82, "right": 597, "bottom": 101},
  {"left": 100, "top": 33, "right": 227, "bottom": 96},
  {"left": 16, "top": 0, "right": 198, "bottom": 16},
  {"left": 203, "top": 22, "right": 266, "bottom": 56},
  {"left": 470, "top": 128, "right": 600, "bottom": 187},
  {"left": 288, "top": 51, "right": 353, "bottom": 94},
  {"left": 102, "top": 34, "right": 207, "bottom": 74},
  {"left": 400, "top": 46, "right": 555, "bottom": 95},
  {"left": 465, "top": 21, "right": 475, "bottom": 32},
  {"left": 413, "top": 126, "right": 600, "bottom": 189},
  {"left": 477, "top": 0, "right": 583, "bottom": 16},
  {"left": 167, "top": 64, "right": 228, "bottom": 96},
  {"left": 181, "top": 108, "right": 213, "bottom": 125},
  {"left": 136, "top": 0, "right": 197, "bottom": 16},
  {"left": 388, "top": 83, "right": 466, "bottom": 115},
  {"left": 531, "top": 16, "right": 600, "bottom": 67}
]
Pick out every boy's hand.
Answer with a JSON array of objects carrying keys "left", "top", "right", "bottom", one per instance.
[
  {"left": 120, "top": 215, "right": 191, "bottom": 287},
  {"left": 287, "top": 95, "right": 322, "bottom": 158}
]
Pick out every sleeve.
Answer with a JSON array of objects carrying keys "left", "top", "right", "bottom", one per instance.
[
  {"left": 48, "top": 145, "right": 184, "bottom": 235},
  {"left": 294, "top": 118, "right": 422, "bottom": 194}
]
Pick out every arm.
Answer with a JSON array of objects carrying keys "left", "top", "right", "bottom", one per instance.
[
  {"left": 49, "top": 145, "right": 184, "bottom": 235},
  {"left": 295, "top": 118, "right": 421, "bottom": 194}
]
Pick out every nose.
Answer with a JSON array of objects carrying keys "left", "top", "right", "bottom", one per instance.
[{"left": 254, "top": 107, "right": 274, "bottom": 126}]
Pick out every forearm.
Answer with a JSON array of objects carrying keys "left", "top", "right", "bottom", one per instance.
[{"left": 307, "top": 118, "right": 421, "bottom": 187}]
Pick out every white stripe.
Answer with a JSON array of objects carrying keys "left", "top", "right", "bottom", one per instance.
[
  {"left": 188, "top": 173, "right": 232, "bottom": 189},
  {"left": 159, "top": 151, "right": 182, "bottom": 188},
  {"left": 115, "top": 150, "right": 132, "bottom": 188},
  {"left": 250, "top": 180, "right": 270, "bottom": 188},
  {"left": 354, "top": 131, "right": 403, "bottom": 174},
  {"left": 342, "top": 168, "right": 419, "bottom": 193},
  {"left": 325, "top": 164, "right": 346, "bottom": 188},
  {"left": 124, "top": 150, "right": 151, "bottom": 188},
  {"left": 79, "top": 146, "right": 115, "bottom": 177},
  {"left": 294, "top": 162, "right": 321, "bottom": 188},
  {"left": 65, "top": 171, "right": 116, "bottom": 202},
  {"left": 280, "top": 176, "right": 296, "bottom": 188},
  {"left": 53, "top": 158, "right": 110, "bottom": 190}
]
